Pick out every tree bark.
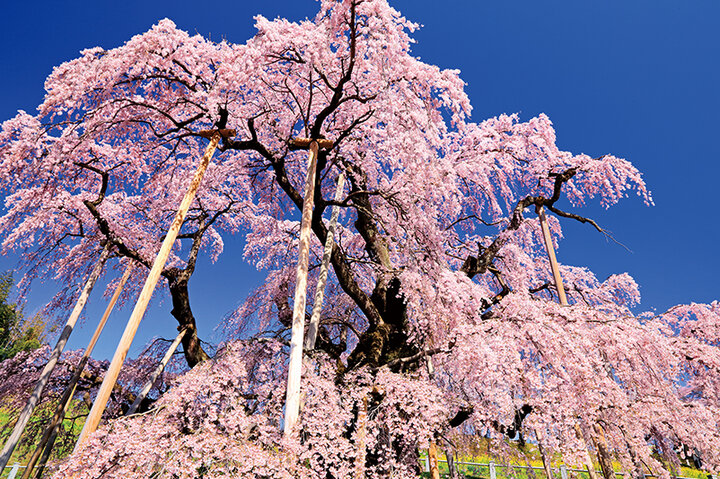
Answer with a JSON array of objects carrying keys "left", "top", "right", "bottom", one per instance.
[{"left": 167, "top": 277, "right": 209, "bottom": 367}]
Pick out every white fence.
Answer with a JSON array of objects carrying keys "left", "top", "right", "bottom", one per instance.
[
  {"left": 1, "top": 463, "right": 25, "bottom": 479},
  {"left": 4, "top": 459, "right": 716, "bottom": 479},
  {"left": 422, "top": 459, "right": 713, "bottom": 479}
]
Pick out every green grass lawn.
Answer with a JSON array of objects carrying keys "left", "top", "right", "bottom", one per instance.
[
  {"left": 419, "top": 440, "right": 711, "bottom": 479},
  {"left": 1, "top": 400, "right": 89, "bottom": 478}
]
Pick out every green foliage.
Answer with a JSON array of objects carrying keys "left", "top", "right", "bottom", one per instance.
[
  {"left": 0, "top": 271, "right": 45, "bottom": 361},
  {"left": 0, "top": 400, "right": 90, "bottom": 470}
]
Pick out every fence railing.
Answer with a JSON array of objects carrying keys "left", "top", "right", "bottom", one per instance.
[
  {"left": 422, "top": 459, "right": 715, "bottom": 479},
  {"left": 4, "top": 458, "right": 717, "bottom": 479},
  {"left": 1, "top": 463, "right": 25, "bottom": 479}
]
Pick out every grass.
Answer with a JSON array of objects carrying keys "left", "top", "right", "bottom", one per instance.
[
  {"left": 0, "top": 400, "right": 89, "bottom": 478},
  {"left": 419, "top": 439, "right": 712, "bottom": 479}
]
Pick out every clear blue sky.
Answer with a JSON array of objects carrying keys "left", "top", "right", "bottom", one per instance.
[{"left": 1, "top": 1, "right": 718, "bottom": 361}]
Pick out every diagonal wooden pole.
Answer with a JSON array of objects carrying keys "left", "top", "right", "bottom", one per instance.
[
  {"left": 424, "top": 357, "right": 441, "bottom": 479},
  {"left": 593, "top": 423, "right": 616, "bottom": 479},
  {"left": 31, "top": 427, "right": 57, "bottom": 479},
  {"left": 0, "top": 244, "right": 111, "bottom": 471},
  {"left": 536, "top": 428, "right": 555, "bottom": 479},
  {"left": 538, "top": 206, "right": 603, "bottom": 479},
  {"left": 284, "top": 138, "right": 321, "bottom": 436},
  {"left": 536, "top": 205, "right": 568, "bottom": 306},
  {"left": 305, "top": 172, "right": 345, "bottom": 350},
  {"left": 125, "top": 328, "right": 187, "bottom": 416},
  {"left": 20, "top": 262, "right": 134, "bottom": 479},
  {"left": 575, "top": 423, "right": 601, "bottom": 479},
  {"left": 428, "top": 440, "right": 441, "bottom": 479},
  {"left": 74, "top": 129, "right": 233, "bottom": 450}
]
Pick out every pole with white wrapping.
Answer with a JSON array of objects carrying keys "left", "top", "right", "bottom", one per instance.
[
  {"left": 305, "top": 171, "right": 345, "bottom": 350},
  {"left": 126, "top": 328, "right": 187, "bottom": 416},
  {"left": 283, "top": 137, "right": 332, "bottom": 436}
]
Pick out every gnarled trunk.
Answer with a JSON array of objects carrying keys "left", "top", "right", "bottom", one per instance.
[
  {"left": 168, "top": 276, "right": 209, "bottom": 367},
  {"left": 347, "top": 276, "right": 417, "bottom": 370}
]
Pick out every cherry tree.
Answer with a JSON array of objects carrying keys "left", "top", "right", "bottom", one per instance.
[{"left": 1, "top": 0, "right": 718, "bottom": 477}]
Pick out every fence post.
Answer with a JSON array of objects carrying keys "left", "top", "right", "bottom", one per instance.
[
  {"left": 8, "top": 463, "right": 21, "bottom": 479},
  {"left": 490, "top": 462, "right": 497, "bottom": 479},
  {"left": 423, "top": 455, "right": 430, "bottom": 472},
  {"left": 561, "top": 465, "right": 568, "bottom": 479}
]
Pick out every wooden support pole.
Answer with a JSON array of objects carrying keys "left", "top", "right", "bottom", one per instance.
[
  {"left": 354, "top": 394, "right": 368, "bottom": 479},
  {"left": 444, "top": 447, "right": 457, "bottom": 479},
  {"left": 593, "top": 423, "right": 616, "bottom": 479},
  {"left": 536, "top": 205, "right": 568, "bottom": 306},
  {"left": 284, "top": 139, "right": 319, "bottom": 436},
  {"left": 126, "top": 328, "right": 187, "bottom": 416},
  {"left": 75, "top": 130, "right": 229, "bottom": 450},
  {"left": 536, "top": 429, "right": 555, "bottom": 479},
  {"left": 20, "top": 262, "right": 133, "bottom": 479},
  {"left": 23, "top": 358, "right": 85, "bottom": 479},
  {"left": 31, "top": 427, "right": 56, "bottom": 479},
  {"left": 575, "top": 423, "right": 601, "bottom": 479},
  {"left": 305, "top": 172, "right": 345, "bottom": 350},
  {"left": 0, "top": 244, "right": 110, "bottom": 471},
  {"left": 428, "top": 441, "right": 441, "bottom": 479},
  {"left": 425, "top": 356, "right": 441, "bottom": 479},
  {"left": 289, "top": 137, "right": 333, "bottom": 150},
  {"left": 198, "top": 128, "right": 235, "bottom": 139}
]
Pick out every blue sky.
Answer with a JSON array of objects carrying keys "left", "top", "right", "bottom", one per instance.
[{"left": 1, "top": 1, "right": 718, "bottom": 361}]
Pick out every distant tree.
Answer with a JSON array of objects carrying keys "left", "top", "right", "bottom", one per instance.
[{"left": 0, "top": 272, "right": 45, "bottom": 361}]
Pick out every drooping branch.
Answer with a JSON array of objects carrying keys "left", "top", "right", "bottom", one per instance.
[
  {"left": 74, "top": 161, "right": 109, "bottom": 207},
  {"left": 461, "top": 165, "right": 613, "bottom": 282},
  {"left": 76, "top": 162, "right": 152, "bottom": 269}
]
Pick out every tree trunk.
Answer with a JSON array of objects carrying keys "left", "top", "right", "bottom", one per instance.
[
  {"left": 445, "top": 448, "right": 457, "bottom": 479},
  {"left": 347, "top": 276, "right": 417, "bottom": 370},
  {"left": 168, "top": 277, "right": 209, "bottom": 367}
]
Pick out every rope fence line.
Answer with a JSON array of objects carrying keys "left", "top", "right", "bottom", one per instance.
[{"left": 421, "top": 459, "right": 717, "bottom": 479}]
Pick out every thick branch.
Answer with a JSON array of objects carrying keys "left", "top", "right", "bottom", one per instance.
[
  {"left": 220, "top": 116, "right": 384, "bottom": 328},
  {"left": 308, "top": 0, "right": 358, "bottom": 139}
]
